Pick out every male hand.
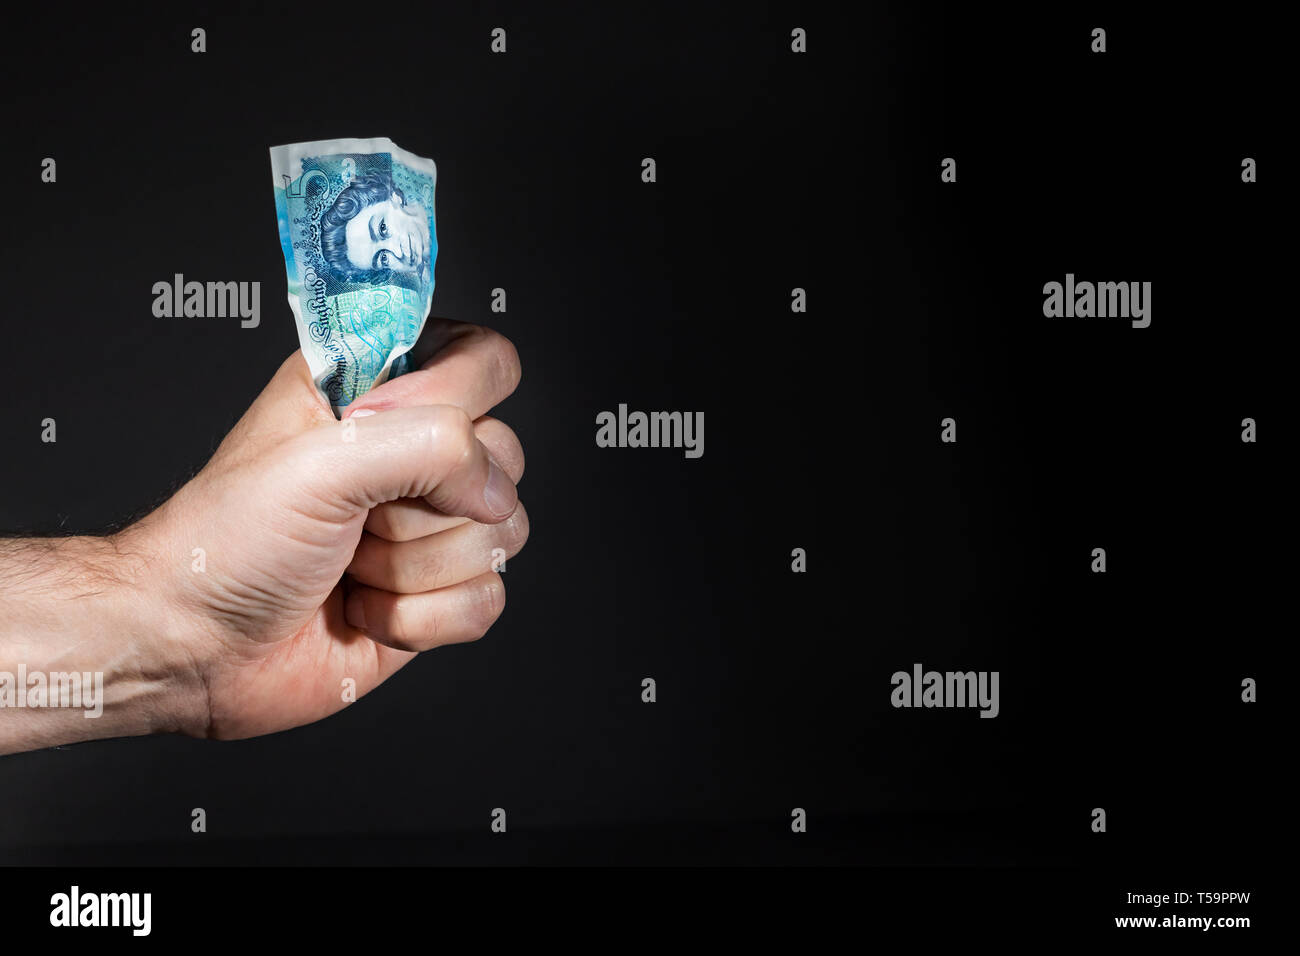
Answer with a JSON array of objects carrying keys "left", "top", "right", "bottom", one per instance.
[{"left": 0, "top": 320, "right": 528, "bottom": 753}]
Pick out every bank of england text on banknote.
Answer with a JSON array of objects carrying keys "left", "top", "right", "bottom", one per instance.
[{"left": 271, "top": 137, "right": 438, "bottom": 415}]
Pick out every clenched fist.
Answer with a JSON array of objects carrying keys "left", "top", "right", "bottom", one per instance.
[{"left": 0, "top": 320, "right": 528, "bottom": 754}]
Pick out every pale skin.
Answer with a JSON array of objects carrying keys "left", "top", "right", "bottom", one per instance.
[
  {"left": 0, "top": 319, "right": 528, "bottom": 755},
  {"left": 344, "top": 191, "right": 430, "bottom": 279}
]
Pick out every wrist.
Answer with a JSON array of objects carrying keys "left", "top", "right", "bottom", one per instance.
[{"left": 0, "top": 529, "right": 210, "bottom": 754}]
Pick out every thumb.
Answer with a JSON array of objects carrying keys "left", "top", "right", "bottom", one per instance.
[{"left": 294, "top": 405, "right": 518, "bottom": 524}]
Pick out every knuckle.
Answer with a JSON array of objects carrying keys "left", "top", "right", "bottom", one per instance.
[
  {"left": 501, "top": 501, "right": 530, "bottom": 553},
  {"left": 384, "top": 542, "right": 407, "bottom": 591},
  {"left": 447, "top": 405, "right": 476, "bottom": 445},
  {"left": 386, "top": 601, "right": 419, "bottom": 649},
  {"left": 390, "top": 594, "right": 439, "bottom": 650},
  {"left": 387, "top": 538, "right": 443, "bottom": 593},
  {"left": 410, "top": 540, "right": 448, "bottom": 590},
  {"left": 499, "top": 425, "right": 526, "bottom": 483},
  {"left": 465, "top": 574, "right": 505, "bottom": 640},
  {"left": 478, "top": 418, "right": 526, "bottom": 484},
  {"left": 485, "top": 329, "right": 522, "bottom": 395},
  {"left": 417, "top": 598, "right": 443, "bottom": 648},
  {"left": 429, "top": 405, "right": 477, "bottom": 465}
]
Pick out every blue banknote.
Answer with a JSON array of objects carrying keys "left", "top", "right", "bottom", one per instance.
[{"left": 271, "top": 137, "right": 437, "bottom": 415}]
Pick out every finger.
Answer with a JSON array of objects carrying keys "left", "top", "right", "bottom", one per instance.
[
  {"left": 298, "top": 405, "right": 518, "bottom": 523},
  {"left": 365, "top": 416, "right": 525, "bottom": 541},
  {"left": 341, "top": 320, "right": 521, "bottom": 422},
  {"left": 345, "top": 571, "right": 507, "bottom": 652},
  {"left": 350, "top": 501, "right": 529, "bottom": 593}
]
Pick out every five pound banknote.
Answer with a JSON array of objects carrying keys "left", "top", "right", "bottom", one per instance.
[{"left": 271, "top": 137, "right": 437, "bottom": 415}]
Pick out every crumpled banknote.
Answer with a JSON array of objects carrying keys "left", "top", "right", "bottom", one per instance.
[{"left": 271, "top": 137, "right": 437, "bottom": 415}]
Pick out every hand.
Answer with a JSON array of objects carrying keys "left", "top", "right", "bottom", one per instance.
[{"left": 0, "top": 321, "right": 528, "bottom": 753}]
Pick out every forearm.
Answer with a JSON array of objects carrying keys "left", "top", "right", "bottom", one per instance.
[{"left": 0, "top": 532, "right": 206, "bottom": 755}]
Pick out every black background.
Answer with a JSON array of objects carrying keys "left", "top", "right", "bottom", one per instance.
[{"left": 0, "top": 0, "right": 1278, "bottom": 885}]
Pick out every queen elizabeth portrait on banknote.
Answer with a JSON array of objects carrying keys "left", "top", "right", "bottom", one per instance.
[{"left": 272, "top": 137, "right": 438, "bottom": 415}]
